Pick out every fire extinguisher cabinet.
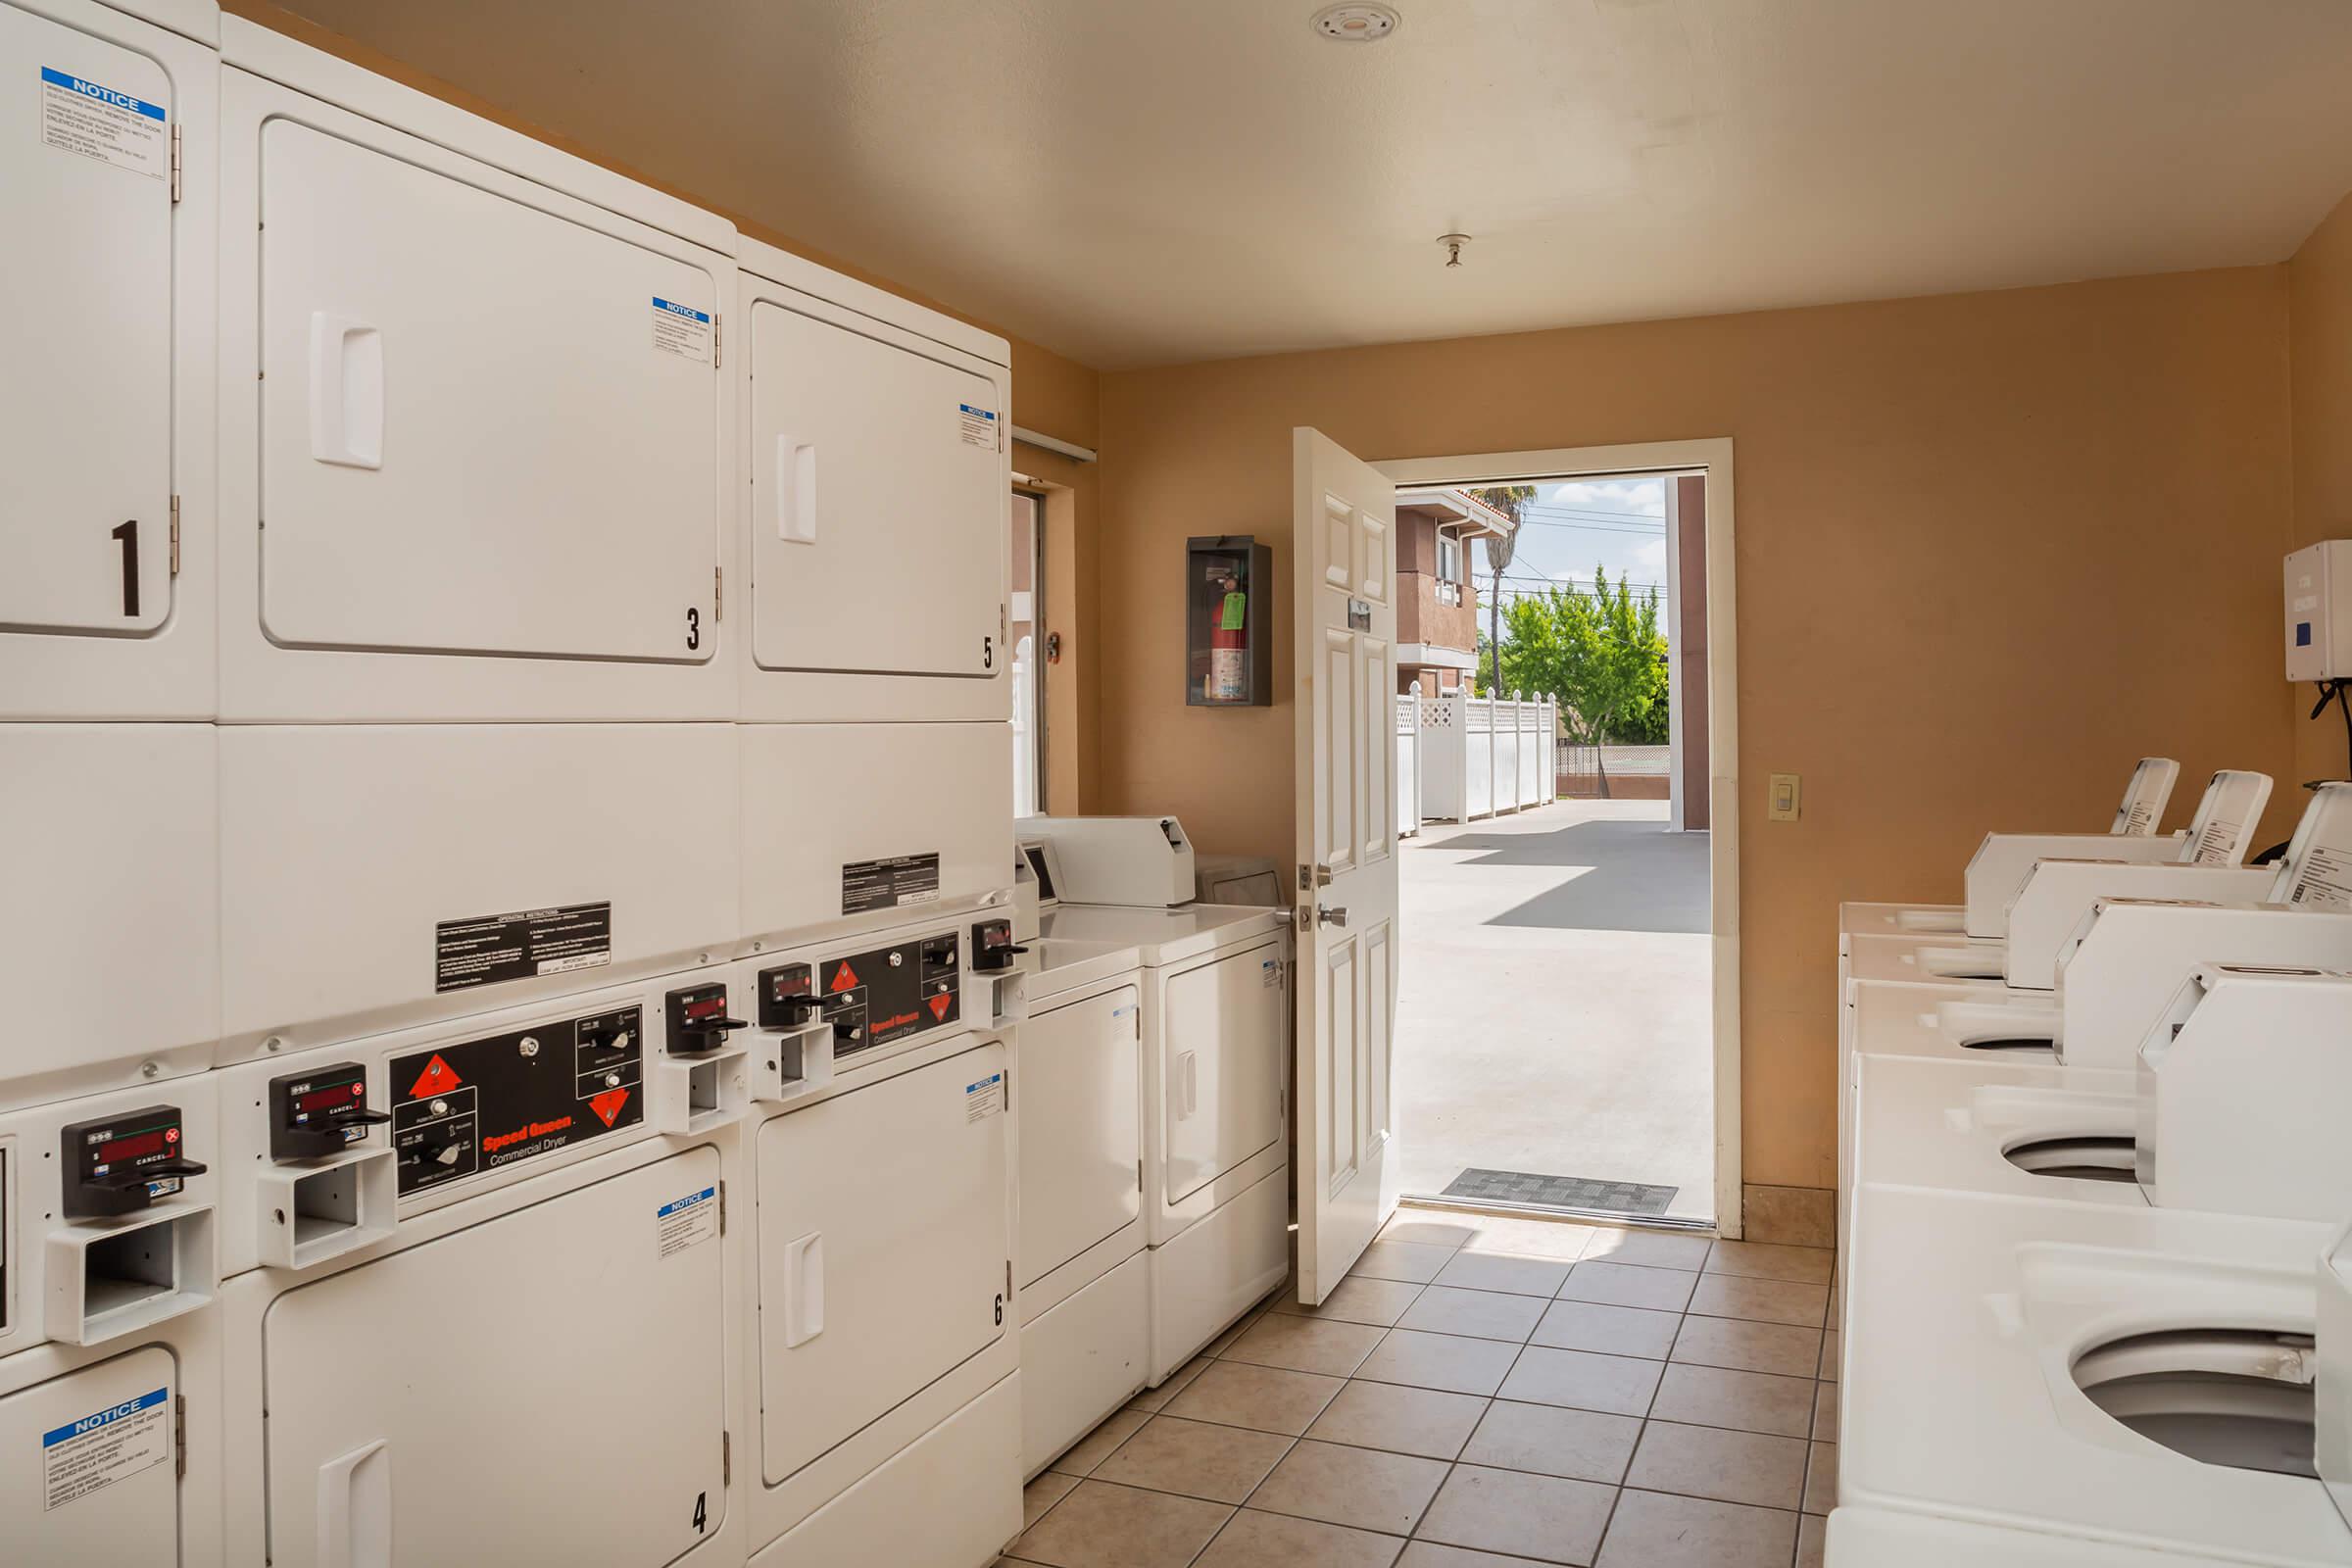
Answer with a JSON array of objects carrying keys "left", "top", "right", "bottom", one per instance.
[{"left": 1185, "top": 536, "right": 1273, "bottom": 707}]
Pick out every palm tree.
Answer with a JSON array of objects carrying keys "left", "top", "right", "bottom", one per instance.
[{"left": 1466, "top": 485, "right": 1534, "bottom": 695}]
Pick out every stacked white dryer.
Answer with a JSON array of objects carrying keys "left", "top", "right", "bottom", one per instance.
[
  {"left": 2, "top": 1, "right": 224, "bottom": 1561},
  {"left": 199, "top": 19, "right": 749, "bottom": 1568},
  {"left": 727, "top": 238, "right": 1021, "bottom": 1567},
  {"left": 7, "top": 6, "right": 1028, "bottom": 1565}
]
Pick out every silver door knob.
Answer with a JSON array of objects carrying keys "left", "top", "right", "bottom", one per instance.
[{"left": 1318, "top": 906, "right": 1348, "bottom": 928}]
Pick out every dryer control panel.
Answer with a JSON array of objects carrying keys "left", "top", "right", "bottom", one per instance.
[
  {"left": 807, "top": 930, "right": 962, "bottom": 1061},
  {"left": 269, "top": 1060, "right": 391, "bottom": 1160},
  {"left": 391, "top": 1005, "right": 645, "bottom": 1197},
  {"left": 61, "top": 1104, "right": 206, "bottom": 1219}
]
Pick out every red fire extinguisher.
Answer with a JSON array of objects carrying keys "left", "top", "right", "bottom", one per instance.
[{"left": 1208, "top": 571, "right": 1247, "bottom": 702}]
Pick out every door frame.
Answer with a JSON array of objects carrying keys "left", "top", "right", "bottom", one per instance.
[{"left": 1375, "top": 438, "right": 1742, "bottom": 1237}]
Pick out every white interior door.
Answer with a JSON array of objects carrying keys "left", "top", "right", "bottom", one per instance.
[{"left": 1292, "top": 428, "right": 1401, "bottom": 1304}]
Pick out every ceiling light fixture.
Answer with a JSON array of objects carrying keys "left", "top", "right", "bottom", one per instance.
[
  {"left": 1438, "top": 233, "right": 1470, "bottom": 269},
  {"left": 1312, "top": 4, "right": 1401, "bottom": 42}
]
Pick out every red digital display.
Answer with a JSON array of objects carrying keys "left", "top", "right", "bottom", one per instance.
[
  {"left": 295, "top": 1083, "right": 365, "bottom": 1114},
  {"left": 93, "top": 1129, "right": 167, "bottom": 1164},
  {"left": 683, "top": 996, "right": 724, "bottom": 1020}
]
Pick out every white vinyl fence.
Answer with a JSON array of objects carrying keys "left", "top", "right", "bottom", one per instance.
[
  {"left": 1400, "top": 687, "right": 1558, "bottom": 830},
  {"left": 1396, "top": 689, "right": 1423, "bottom": 838}
]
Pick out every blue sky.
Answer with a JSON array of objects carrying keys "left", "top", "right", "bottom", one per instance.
[{"left": 1481, "top": 476, "right": 1669, "bottom": 634}]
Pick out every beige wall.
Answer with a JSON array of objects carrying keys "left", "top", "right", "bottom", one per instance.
[
  {"left": 1098, "top": 268, "right": 2301, "bottom": 1190},
  {"left": 2291, "top": 189, "right": 2352, "bottom": 790}
]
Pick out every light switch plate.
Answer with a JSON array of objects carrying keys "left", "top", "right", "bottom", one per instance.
[{"left": 1769, "top": 773, "right": 1801, "bottom": 821}]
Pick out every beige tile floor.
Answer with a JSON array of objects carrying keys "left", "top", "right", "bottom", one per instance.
[{"left": 1002, "top": 1211, "right": 1838, "bottom": 1568}]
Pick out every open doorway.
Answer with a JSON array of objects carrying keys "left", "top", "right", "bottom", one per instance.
[{"left": 1380, "top": 441, "right": 1740, "bottom": 1232}]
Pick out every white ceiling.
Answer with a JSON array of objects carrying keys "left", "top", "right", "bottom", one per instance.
[{"left": 275, "top": 0, "right": 2352, "bottom": 369}]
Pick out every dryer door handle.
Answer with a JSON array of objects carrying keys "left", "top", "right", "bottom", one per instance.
[
  {"left": 784, "top": 1230, "right": 825, "bottom": 1347},
  {"left": 309, "top": 313, "right": 384, "bottom": 469},
  {"left": 317, "top": 1439, "right": 391, "bottom": 1568},
  {"left": 775, "top": 434, "right": 817, "bottom": 543},
  {"left": 1176, "top": 1051, "right": 1199, "bottom": 1118}
]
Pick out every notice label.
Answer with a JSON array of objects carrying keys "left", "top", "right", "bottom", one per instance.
[
  {"left": 656, "top": 1186, "right": 718, "bottom": 1259},
  {"left": 2286, "top": 846, "right": 2352, "bottom": 911},
  {"left": 964, "top": 1071, "right": 1004, "bottom": 1123},
  {"left": 1261, "top": 957, "right": 1281, "bottom": 989},
  {"left": 842, "top": 853, "right": 941, "bottom": 915},
  {"left": 43, "top": 1388, "right": 170, "bottom": 1512},
  {"left": 435, "top": 902, "right": 612, "bottom": 993},
  {"left": 958, "top": 403, "right": 1000, "bottom": 450},
  {"left": 652, "top": 296, "right": 712, "bottom": 363},
  {"left": 2189, "top": 818, "right": 2242, "bottom": 866},
  {"left": 39, "top": 68, "right": 166, "bottom": 178}
]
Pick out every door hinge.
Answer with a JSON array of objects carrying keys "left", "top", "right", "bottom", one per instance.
[
  {"left": 170, "top": 123, "right": 181, "bottom": 204},
  {"left": 714, "top": 566, "right": 724, "bottom": 623},
  {"left": 713, "top": 312, "right": 722, "bottom": 368},
  {"left": 717, "top": 1178, "right": 727, "bottom": 1236},
  {"left": 173, "top": 1396, "right": 187, "bottom": 1479},
  {"left": 169, "top": 495, "right": 181, "bottom": 577},
  {"left": 722, "top": 1431, "right": 731, "bottom": 1487}
]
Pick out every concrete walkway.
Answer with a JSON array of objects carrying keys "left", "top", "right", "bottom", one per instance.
[{"left": 1395, "top": 799, "right": 1715, "bottom": 1222}]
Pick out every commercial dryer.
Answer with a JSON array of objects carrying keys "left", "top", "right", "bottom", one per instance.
[
  {"left": 726, "top": 911, "right": 1022, "bottom": 1568},
  {"left": 0, "top": 1074, "right": 226, "bottom": 1567},
  {"left": 212, "top": 971, "right": 744, "bottom": 1568}
]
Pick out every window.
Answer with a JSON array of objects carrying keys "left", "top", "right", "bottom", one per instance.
[
  {"left": 1009, "top": 490, "right": 1046, "bottom": 815},
  {"left": 1436, "top": 531, "right": 1463, "bottom": 605}
]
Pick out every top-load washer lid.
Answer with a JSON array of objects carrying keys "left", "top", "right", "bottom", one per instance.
[
  {"left": 1841, "top": 1184, "right": 2349, "bottom": 1564},
  {"left": 2114, "top": 757, "right": 2184, "bottom": 836},
  {"left": 1849, "top": 1054, "right": 2147, "bottom": 1209},
  {"left": 1043, "top": 902, "right": 1288, "bottom": 968},
  {"left": 2317, "top": 1216, "right": 2352, "bottom": 1535},
  {"left": 1025, "top": 930, "right": 1146, "bottom": 1003}
]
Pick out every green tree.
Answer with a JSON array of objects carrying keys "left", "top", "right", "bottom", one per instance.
[
  {"left": 1498, "top": 566, "right": 1669, "bottom": 755},
  {"left": 1465, "top": 486, "right": 1535, "bottom": 697}
]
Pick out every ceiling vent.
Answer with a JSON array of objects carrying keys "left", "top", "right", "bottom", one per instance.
[{"left": 1312, "top": 5, "right": 1401, "bottom": 42}]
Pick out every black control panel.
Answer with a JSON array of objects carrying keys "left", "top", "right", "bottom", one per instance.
[
  {"left": 757, "top": 961, "right": 820, "bottom": 1029},
  {"left": 269, "top": 1061, "right": 390, "bottom": 1161},
  {"left": 971, "top": 917, "right": 1024, "bottom": 973},
  {"left": 664, "top": 982, "right": 746, "bottom": 1055},
  {"left": 390, "top": 1005, "right": 644, "bottom": 1197},
  {"left": 61, "top": 1104, "right": 206, "bottom": 1219},
  {"left": 806, "top": 931, "right": 962, "bottom": 1060}
]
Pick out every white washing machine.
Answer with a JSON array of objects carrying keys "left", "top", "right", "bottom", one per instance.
[
  {"left": 2, "top": 0, "right": 218, "bottom": 724},
  {"left": 733, "top": 236, "right": 1009, "bottom": 727},
  {"left": 214, "top": 17, "right": 738, "bottom": 725},
  {"left": 1849, "top": 1053, "right": 2146, "bottom": 1217},
  {"left": 1014, "top": 931, "right": 1150, "bottom": 1476},
  {"left": 211, "top": 972, "right": 744, "bottom": 1568},
  {"left": 1039, "top": 901, "right": 1293, "bottom": 1381},
  {"left": 1949, "top": 761, "right": 2236, "bottom": 940},
  {"left": 1834, "top": 758, "right": 2182, "bottom": 948},
  {"left": 1826, "top": 1505, "right": 2238, "bottom": 1565},
  {"left": 725, "top": 913, "right": 1022, "bottom": 1568},
  {"left": 0, "top": 1076, "right": 225, "bottom": 1567},
  {"left": 1845, "top": 766, "right": 2278, "bottom": 988},
  {"left": 1840, "top": 1185, "right": 2350, "bottom": 1564}
]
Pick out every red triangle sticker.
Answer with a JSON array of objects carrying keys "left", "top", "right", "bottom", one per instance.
[
  {"left": 828, "top": 961, "right": 859, "bottom": 993},
  {"left": 588, "top": 1087, "right": 630, "bottom": 1127},
  {"left": 409, "top": 1054, "right": 462, "bottom": 1100},
  {"left": 927, "top": 993, "right": 951, "bottom": 1021}
]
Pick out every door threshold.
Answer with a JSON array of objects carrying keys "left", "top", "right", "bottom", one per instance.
[{"left": 1400, "top": 1193, "right": 1717, "bottom": 1235}]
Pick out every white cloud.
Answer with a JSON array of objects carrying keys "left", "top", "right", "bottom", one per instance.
[{"left": 1542, "top": 477, "right": 1664, "bottom": 516}]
